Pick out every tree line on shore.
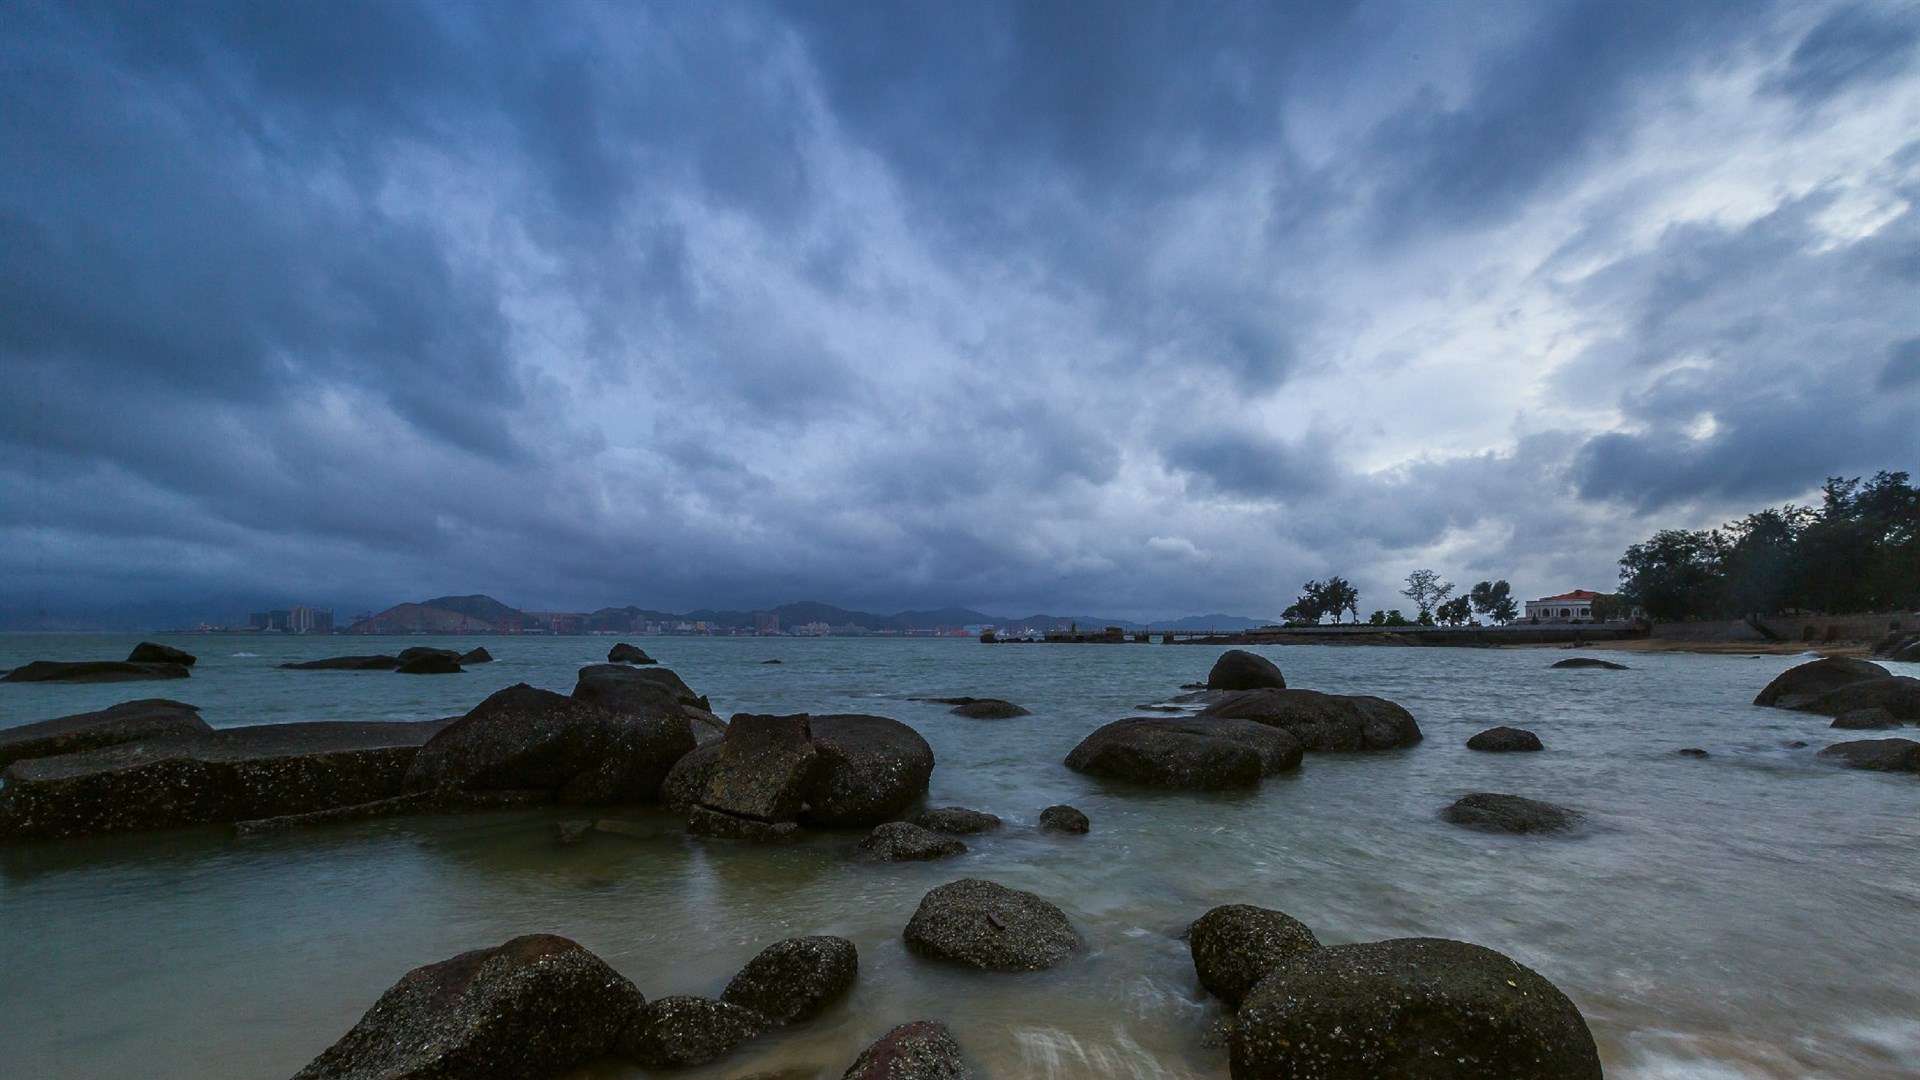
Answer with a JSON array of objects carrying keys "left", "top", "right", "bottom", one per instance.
[{"left": 1281, "top": 573, "right": 1522, "bottom": 628}]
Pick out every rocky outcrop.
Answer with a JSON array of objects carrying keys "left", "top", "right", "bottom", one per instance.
[
  {"left": 127, "top": 642, "right": 196, "bottom": 666},
  {"left": 697, "top": 713, "right": 818, "bottom": 823},
  {"left": 949, "top": 699, "right": 1029, "bottom": 719},
  {"left": 1065, "top": 716, "right": 1303, "bottom": 789},
  {"left": 281, "top": 654, "right": 401, "bottom": 671},
  {"left": 902, "top": 878, "right": 1079, "bottom": 972},
  {"left": 721, "top": 936, "right": 858, "bottom": 1025},
  {"left": 1, "top": 660, "right": 190, "bottom": 682},
  {"left": 397, "top": 646, "right": 461, "bottom": 665},
  {"left": 1467, "top": 726, "right": 1544, "bottom": 752},
  {"left": 607, "top": 642, "right": 654, "bottom": 664},
  {"left": 1872, "top": 630, "right": 1920, "bottom": 662},
  {"left": 1832, "top": 708, "right": 1900, "bottom": 730},
  {"left": 619, "top": 995, "right": 767, "bottom": 1069},
  {"left": 1754, "top": 657, "right": 1888, "bottom": 706},
  {"left": 395, "top": 652, "right": 463, "bottom": 675},
  {"left": 460, "top": 647, "right": 494, "bottom": 664},
  {"left": 1038, "top": 805, "right": 1090, "bottom": 834},
  {"left": 1549, "top": 657, "right": 1627, "bottom": 670},
  {"left": 404, "top": 684, "right": 695, "bottom": 805},
  {"left": 804, "top": 714, "right": 935, "bottom": 826},
  {"left": 910, "top": 807, "right": 1001, "bottom": 834},
  {"left": 661, "top": 741, "right": 722, "bottom": 811},
  {"left": 1187, "top": 904, "right": 1321, "bottom": 1009},
  {"left": 294, "top": 934, "right": 644, "bottom": 1080},
  {"left": 1794, "top": 676, "right": 1920, "bottom": 721},
  {"left": 1231, "top": 938, "right": 1602, "bottom": 1079},
  {"left": 860, "top": 821, "right": 967, "bottom": 861},
  {"left": 571, "top": 663, "right": 724, "bottom": 743},
  {"left": 1199, "top": 689, "right": 1422, "bottom": 752},
  {"left": 1206, "top": 649, "right": 1287, "bottom": 691},
  {"left": 0, "top": 699, "right": 209, "bottom": 770},
  {"left": 1818, "top": 738, "right": 1920, "bottom": 773},
  {"left": 1, "top": 719, "right": 445, "bottom": 841},
  {"left": 843, "top": 1021, "right": 971, "bottom": 1079},
  {"left": 1441, "top": 793, "right": 1580, "bottom": 835}
]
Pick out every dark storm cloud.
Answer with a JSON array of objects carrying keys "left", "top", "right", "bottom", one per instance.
[{"left": 1, "top": 0, "right": 1915, "bottom": 625}]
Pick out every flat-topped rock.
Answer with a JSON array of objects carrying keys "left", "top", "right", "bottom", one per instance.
[
  {"left": 397, "top": 646, "right": 461, "bottom": 665},
  {"left": 0, "top": 699, "right": 209, "bottom": 770},
  {"left": 910, "top": 807, "right": 1002, "bottom": 834},
  {"left": 1818, "top": 738, "right": 1920, "bottom": 773},
  {"left": 1, "top": 659, "right": 191, "bottom": 683},
  {"left": 127, "top": 642, "right": 196, "bottom": 666},
  {"left": 949, "top": 699, "right": 1029, "bottom": 719},
  {"left": 699, "top": 713, "right": 818, "bottom": 823},
  {"left": 280, "top": 654, "right": 400, "bottom": 671},
  {"left": 1199, "top": 688, "right": 1421, "bottom": 752},
  {"left": 395, "top": 652, "right": 463, "bottom": 675},
  {"left": 860, "top": 821, "right": 967, "bottom": 861},
  {"left": 1441, "top": 792, "right": 1581, "bottom": 835},
  {"left": 294, "top": 934, "right": 644, "bottom": 1080},
  {"left": 1550, "top": 657, "right": 1628, "bottom": 670},
  {"left": 903, "top": 878, "right": 1079, "bottom": 972},
  {"left": 1207, "top": 649, "right": 1287, "bottom": 691},
  {"left": 1066, "top": 716, "right": 1303, "bottom": 789},
  {"left": 1755, "top": 657, "right": 1889, "bottom": 706},
  {"left": 1, "top": 719, "right": 446, "bottom": 840}
]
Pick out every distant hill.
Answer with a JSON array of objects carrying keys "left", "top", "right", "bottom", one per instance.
[{"left": 347, "top": 595, "right": 523, "bottom": 633}]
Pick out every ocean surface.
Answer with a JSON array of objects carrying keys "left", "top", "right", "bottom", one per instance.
[{"left": 2, "top": 633, "right": 1916, "bottom": 1079}]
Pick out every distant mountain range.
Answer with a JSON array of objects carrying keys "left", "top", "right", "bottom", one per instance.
[{"left": 345, "top": 595, "right": 1275, "bottom": 635}]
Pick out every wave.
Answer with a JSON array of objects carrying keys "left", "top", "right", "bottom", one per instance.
[{"left": 230, "top": 651, "right": 260, "bottom": 658}]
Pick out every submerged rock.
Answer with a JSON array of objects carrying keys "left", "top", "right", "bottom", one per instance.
[
  {"left": 902, "top": 878, "right": 1079, "bottom": 972},
  {"left": 607, "top": 642, "right": 655, "bottom": 664},
  {"left": 1199, "top": 689, "right": 1422, "bottom": 752},
  {"left": 1230, "top": 937, "right": 1602, "bottom": 1079},
  {"left": 127, "top": 642, "right": 196, "bottom": 666},
  {"left": 1441, "top": 793, "right": 1581, "bottom": 835},
  {"left": 1467, "top": 726, "right": 1544, "bottom": 752},
  {"left": 1065, "top": 716, "right": 1302, "bottom": 789},
  {"left": 1832, "top": 707, "right": 1900, "bottom": 730},
  {"left": 910, "top": 807, "right": 1002, "bottom": 834},
  {"left": 1038, "top": 804, "right": 1090, "bottom": 834},
  {"left": 1677, "top": 747, "right": 1710, "bottom": 758},
  {"left": 1, "top": 659, "right": 190, "bottom": 683},
  {"left": 0, "top": 699, "right": 209, "bottom": 770},
  {"left": 1818, "top": 738, "right": 1920, "bottom": 773},
  {"left": 859, "top": 821, "right": 967, "bottom": 862},
  {"left": 842, "top": 1020, "right": 971, "bottom": 1080},
  {"left": 1187, "top": 904, "right": 1321, "bottom": 1009},
  {"left": 1206, "top": 649, "right": 1287, "bottom": 691},
  {"left": 721, "top": 936, "right": 858, "bottom": 1025},
  {"left": 1754, "top": 657, "right": 1888, "bottom": 706},
  {"left": 620, "top": 995, "right": 768, "bottom": 1069},
  {"left": 686, "top": 805, "right": 801, "bottom": 842},
  {"left": 553, "top": 819, "right": 593, "bottom": 846},
  {"left": 1549, "top": 657, "right": 1628, "bottom": 670},
  {"left": 280, "top": 654, "right": 401, "bottom": 671},
  {"left": 949, "top": 699, "right": 1029, "bottom": 719},
  {"left": 293, "top": 934, "right": 644, "bottom": 1080}
]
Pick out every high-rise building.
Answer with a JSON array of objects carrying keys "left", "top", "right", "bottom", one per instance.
[
  {"left": 287, "top": 606, "right": 335, "bottom": 634},
  {"left": 754, "top": 612, "right": 780, "bottom": 635}
]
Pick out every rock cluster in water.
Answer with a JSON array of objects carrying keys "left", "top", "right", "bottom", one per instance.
[
  {"left": 278, "top": 645, "right": 492, "bottom": 674},
  {"left": 1755, "top": 657, "right": 1919, "bottom": 720}
]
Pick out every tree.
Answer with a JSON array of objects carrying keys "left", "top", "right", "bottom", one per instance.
[
  {"left": 1320, "top": 576, "right": 1361, "bottom": 624},
  {"left": 1367, "top": 609, "right": 1387, "bottom": 626},
  {"left": 1468, "top": 580, "right": 1518, "bottom": 624},
  {"left": 1435, "top": 595, "right": 1473, "bottom": 626},
  {"left": 1402, "top": 570, "right": 1454, "bottom": 622},
  {"left": 1283, "top": 580, "right": 1326, "bottom": 625},
  {"left": 1619, "top": 529, "right": 1724, "bottom": 621}
]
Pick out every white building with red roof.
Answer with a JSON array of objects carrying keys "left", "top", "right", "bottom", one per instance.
[{"left": 1526, "top": 589, "right": 1601, "bottom": 623}]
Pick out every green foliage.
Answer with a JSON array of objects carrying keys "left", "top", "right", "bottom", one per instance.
[
  {"left": 1401, "top": 569, "right": 1453, "bottom": 620},
  {"left": 1468, "top": 580, "right": 1518, "bottom": 624},
  {"left": 1435, "top": 595, "right": 1473, "bottom": 626},
  {"left": 1285, "top": 576, "right": 1362, "bottom": 624}
]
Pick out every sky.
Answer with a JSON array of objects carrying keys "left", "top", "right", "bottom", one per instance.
[{"left": 2, "top": 0, "right": 1917, "bottom": 627}]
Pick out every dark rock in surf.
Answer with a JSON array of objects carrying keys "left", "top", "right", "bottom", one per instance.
[
  {"left": 1, "top": 660, "right": 190, "bottom": 683},
  {"left": 686, "top": 806, "right": 802, "bottom": 842},
  {"left": 902, "top": 878, "right": 1079, "bottom": 972},
  {"left": 619, "top": 995, "right": 767, "bottom": 1070},
  {"left": 761, "top": 658, "right": 784, "bottom": 664},
  {"left": 0, "top": 699, "right": 209, "bottom": 770},
  {"left": 1677, "top": 747, "right": 1710, "bottom": 758},
  {"left": 843, "top": 1020, "right": 971, "bottom": 1080},
  {"left": 803, "top": 714, "right": 935, "bottom": 826},
  {"left": 661, "top": 740, "right": 722, "bottom": 812},
  {"left": 698, "top": 713, "right": 817, "bottom": 822},
  {"left": 1549, "top": 657, "right": 1628, "bottom": 670},
  {"left": 1795, "top": 676, "right": 1920, "bottom": 721},
  {"left": 1187, "top": 904, "right": 1321, "bottom": 1009},
  {"left": 127, "top": 642, "right": 196, "bottom": 666},
  {"left": 554, "top": 819, "right": 592, "bottom": 846},
  {"left": 1230, "top": 937, "right": 1603, "bottom": 1079},
  {"left": 1467, "top": 726, "right": 1543, "bottom": 752},
  {"left": 395, "top": 652, "right": 463, "bottom": 675},
  {"left": 1441, "top": 792, "right": 1580, "bottom": 835},
  {"left": 396, "top": 646, "right": 461, "bottom": 665},
  {"left": 1065, "top": 716, "right": 1302, "bottom": 789},
  {"left": 280, "top": 654, "right": 401, "bottom": 671},
  {"left": 1038, "top": 804, "right": 1090, "bottom": 834},
  {"left": 721, "top": 935, "right": 858, "bottom": 1026},
  {"left": 1832, "top": 707, "right": 1900, "bottom": 730},
  {"left": 572, "top": 663, "right": 725, "bottom": 744},
  {"left": 1818, "top": 738, "right": 1920, "bottom": 773},
  {"left": 1754, "top": 657, "right": 1888, "bottom": 706},
  {"left": 1199, "top": 689, "right": 1422, "bottom": 752},
  {"left": 293, "top": 934, "right": 644, "bottom": 1080},
  {"left": 1206, "top": 649, "right": 1287, "bottom": 691},
  {"left": 459, "top": 647, "right": 494, "bottom": 664},
  {"left": 950, "top": 699, "right": 1029, "bottom": 719},
  {"left": 910, "top": 807, "right": 1002, "bottom": 834},
  {"left": 859, "top": 821, "right": 967, "bottom": 862},
  {"left": 607, "top": 642, "right": 655, "bottom": 664}
]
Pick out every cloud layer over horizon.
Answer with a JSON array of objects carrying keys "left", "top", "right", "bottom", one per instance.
[{"left": 3, "top": 0, "right": 1917, "bottom": 625}]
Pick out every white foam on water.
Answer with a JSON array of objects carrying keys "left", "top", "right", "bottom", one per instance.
[
  {"left": 229, "top": 652, "right": 260, "bottom": 658},
  {"left": 1014, "top": 1025, "right": 1204, "bottom": 1080}
]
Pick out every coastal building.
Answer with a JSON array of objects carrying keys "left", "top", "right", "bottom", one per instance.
[
  {"left": 1525, "top": 590, "right": 1600, "bottom": 623},
  {"left": 754, "top": 612, "right": 780, "bottom": 635}
]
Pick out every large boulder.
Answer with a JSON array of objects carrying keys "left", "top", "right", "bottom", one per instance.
[
  {"left": 571, "top": 663, "right": 724, "bottom": 743},
  {"left": 910, "top": 807, "right": 1002, "bottom": 834},
  {"left": 1, "top": 720, "right": 445, "bottom": 841},
  {"left": 1, "top": 660, "right": 190, "bottom": 683},
  {"left": 1441, "top": 793, "right": 1581, "bottom": 835},
  {"left": 661, "top": 740, "right": 723, "bottom": 811},
  {"left": 1467, "top": 726, "right": 1544, "bottom": 752},
  {"left": 397, "top": 646, "right": 462, "bottom": 665},
  {"left": 619, "top": 995, "right": 767, "bottom": 1069},
  {"left": 1832, "top": 708, "right": 1900, "bottom": 730},
  {"left": 294, "top": 934, "right": 644, "bottom": 1080},
  {"left": 404, "top": 684, "right": 694, "bottom": 804},
  {"left": 1794, "top": 676, "right": 1920, "bottom": 721},
  {"left": 1549, "top": 657, "right": 1627, "bottom": 670},
  {"left": 281, "top": 655, "right": 401, "bottom": 671},
  {"left": 1230, "top": 937, "right": 1602, "bottom": 1079},
  {"left": 1207, "top": 649, "right": 1287, "bottom": 691},
  {"left": 0, "top": 699, "right": 209, "bottom": 770},
  {"left": 902, "top": 878, "right": 1079, "bottom": 972},
  {"left": 607, "top": 642, "right": 655, "bottom": 664},
  {"left": 697, "top": 713, "right": 817, "bottom": 822},
  {"left": 1199, "top": 689, "right": 1422, "bottom": 752},
  {"left": 460, "top": 647, "right": 495, "bottom": 664},
  {"left": 803, "top": 714, "right": 935, "bottom": 826},
  {"left": 721, "top": 936, "right": 858, "bottom": 1025},
  {"left": 127, "top": 642, "right": 196, "bottom": 666},
  {"left": 843, "top": 1021, "right": 971, "bottom": 1079},
  {"left": 1039, "top": 804, "right": 1090, "bottom": 834},
  {"left": 1065, "top": 716, "right": 1302, "bottom": 789},
  {"left": 1754, "top": 657, "right": 1889, "bottom": 706},
  {"left": 1872, "top": 630, "right": 1920, "bottom": 661},
  {"left": 859, "top": 821, "right": 967, "bottom": 862},
  {"left": 1187, "top": 904, "right": 1321, "bottom": 1009},
  {"left": 395, "top": 652, "right": 463, "bottom": 675},
  {"left": 1818, "top": 738, "right": 1920, "bottom": 773}
]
